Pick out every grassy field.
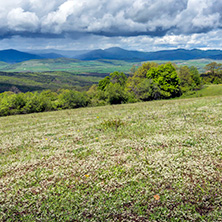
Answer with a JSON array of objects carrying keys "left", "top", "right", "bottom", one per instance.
[
  {"left": 181, "top": 84, "right": 222, "bottom": 98},
  {"left": 0, "top": 59, "right": 136, "bottom": 74},
  {"left": 0, "top": 96, "right": 222, "bottom": 221},
  {"left": 0, "top": 58, "right": 221, "bottom": 74}
]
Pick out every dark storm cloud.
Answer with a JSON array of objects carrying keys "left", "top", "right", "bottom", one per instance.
[{"left": 0, "top": 0, "right": 222, "bottom": 38}]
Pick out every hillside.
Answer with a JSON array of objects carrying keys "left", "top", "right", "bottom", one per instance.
[
  {"left": 0, "top": 57, "right": 220, "bottom": 74},
  {"left": 0, "top": 71, "right": 102, "bottom": 92},
  {"left": 0, "top": 58, "right": 134, "bottom": 73},
  {"left": 0, "top": 49, "right": 43, "bottom": 63},
  {"left": 0, "top": 58, "right": 221, "bottom": 93},
  {"left": 1, "top": 96, "right": 222, "bottom": 221}
]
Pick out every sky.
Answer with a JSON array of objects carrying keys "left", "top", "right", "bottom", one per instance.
[{"left": 0, "top": 0, "right": 222, "bottom": 52}]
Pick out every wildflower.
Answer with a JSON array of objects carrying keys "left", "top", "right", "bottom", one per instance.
[
  {"left": 97, "top": 116, "right": 99, "bottom": 118},
  {"left": 85, "top": 174, "right": 89, "bottom": 177},
  {"left": 45, "top": 138, "right": 48, "bottom": 140},
  {"left": 96, "top": 137, "right": 98, "bottom": 140},
  {"left": 154, "top": 194, "right": 160, "bottom": 200}
]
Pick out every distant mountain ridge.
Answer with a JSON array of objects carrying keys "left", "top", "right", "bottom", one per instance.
[
  {"left": 1, "top": 47, "right": 222, "bottom": 63},
  {"left": 0, "top": 49, "right": 43, "bottom": 63},
  {"left": 76, "top": 47, "right": 222, "bottom": 61}
]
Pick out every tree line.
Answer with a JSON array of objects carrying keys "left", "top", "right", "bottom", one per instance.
[{"left": 0, "top": 61, "right": 221, "bottom": 117}]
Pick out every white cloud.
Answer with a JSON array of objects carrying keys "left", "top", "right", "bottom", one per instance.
[
  {"left": 7, "top": 8, "right": 39, "bottom": 32},
  {"left": 1, "top": 29, "right": 222, "bottom": 52},
  {"left": 0, "top": 0, "right": 221, "bottom": 36},
  {"left": 0, "top": 0, "right": 222, "bottom": 50}
]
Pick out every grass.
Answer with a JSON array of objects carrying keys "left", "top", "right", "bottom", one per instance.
[
  {"left": 0, "top": 96, "right": 222, "bottom": 221},
  {"left": 0, "top": 59, "right": 136, "bottom": 73},
  {"left": 0, "top": 58, "right": 221, "bottom": 74},
  {"left": 181, "top": 84, "right": 222, "bottom": 98}
]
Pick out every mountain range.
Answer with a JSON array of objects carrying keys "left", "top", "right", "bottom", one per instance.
[{"left": 0, "top": 47, "right": 222, "bottom": 63}]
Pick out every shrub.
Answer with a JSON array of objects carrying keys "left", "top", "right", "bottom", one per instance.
[
  {"left": 105, "top": 83, "right": 128, "bottom": 104},
  {"left": 57, "top": 89, "right": 89, "bottom": 109},
  {"left": 101, "top": 118, "right": 125, "bottom": 130}
]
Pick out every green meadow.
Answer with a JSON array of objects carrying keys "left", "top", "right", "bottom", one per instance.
[
  {"left": 0, "top": 59, "right": 136, "bottom": 73},
  {"left": 0, "top": 58, "right": 220, "bottom": 74},
  {"left": 0, "top": 95, "right": 222, "bottom": 221},
  {"left": 181, "top": 84, "right": 222, "bottom": 98}
]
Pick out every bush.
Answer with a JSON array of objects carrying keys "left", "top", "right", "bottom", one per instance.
[
  {"left": 57, "top": 89, "right": 89, "bottom": 109},
  {"left": 105, "top": 83, "right": 128, "bottom": 104},
  {"left": 0, "top": 89, "right": 89, "bottom": 117},
  {"left": 147, "top": 63, "right": 181, "bottom": 98}
]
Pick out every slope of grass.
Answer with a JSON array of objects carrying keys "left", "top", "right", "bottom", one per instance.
[
  {"left": 0, "top": 96, "right": 222, "bottom": 221},
  {"left": 181, "top": 84, "right": 222, "bottom": 98}
]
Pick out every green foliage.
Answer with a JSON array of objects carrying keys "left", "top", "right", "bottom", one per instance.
[
  {"left": 181, "top": 84, "right": 222, "bottom": 98},
  {"left": 105, "top": 83, "right": 128, "bottom": 104},
  {"left": 98, "top": 76, "right": 110, "bottom": 90},
  {"left": 202, "top": 62, "right": 222, "bottom": 84},
  {"left": 147, "top": 63, "right": 181, "bottom": 98},
  {"left": 0, "top": 71, "right": 102, "bottom": 93},
  {"left": 110, "top": 71, "right": 127, "bottom": 86},
  {"left": 100, "top": 118, "right": 125, "bottom": 130},
  {"left": 179, "top": 66, "right": 193, "bottom": 88},
  {"left": 98, "top": 72, "right": 128, "bottom": 104},
  {"left": 134, "top": 78, "right": 153, "bottom": 100},
  {"left": 126, "top": 62, "right": 181, "bottom": 100},
  {"left": 128, "top": 79, "right": 161, "bottom": 101},
  {"left": 57, "top": 89, "right": 89, "bottom": 109},
  {"left": 126, "top": 62, "right": 161, "bottom": 100},
  {"left": 1, "top": 62, "right": 221, "bottom": 117},
  {"left": 0, "top": 89, "right": 89, "bottom": 116},
  {"left": 178, "top": 65, "right": 202, "bottom": 92},
  {"left": 133, "top": 62, "right": 158, "bottom": 78},
  {"left": 190, "top": 66, "right": 201, "bottom": 86}
]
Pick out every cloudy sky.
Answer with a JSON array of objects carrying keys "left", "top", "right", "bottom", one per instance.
[{"left": 0, "top": 0, "right": 222, "bottom": 51}]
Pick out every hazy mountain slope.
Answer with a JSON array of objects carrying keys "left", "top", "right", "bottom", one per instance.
[
  {"left": 75, "top": 47, "right": 222, "bottom": 61},
  {"left": 1, "top": 48, "right": 222, "bottom": 63},
  {"left": 0, "top": 49, "right": 43, "bottom": 63}
]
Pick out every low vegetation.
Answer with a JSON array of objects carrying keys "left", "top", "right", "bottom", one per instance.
[
  {"left": 0, "top": 60, "right": 222, "bottom": 220},
  {"left": 0, "top": 96, "right": 221, "bottom": 221},
  {"left": 0, "top": 71, "right": 102, "bottom": 93},
  {"left": 1, "top": 61, "right": 222, "bottom": 117}
]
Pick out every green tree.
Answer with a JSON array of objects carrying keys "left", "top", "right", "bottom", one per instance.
[
  {"left": 126, "top": 62, "right": 158, "bottom": 95},
  {"left": 178, "top": 66, "right": 193, "bottom": 92},
  {"left": 105, "top": 83, "right": 127, "bottom": 104},
  {"left": 190, "top": 66, "right": 201, "bottom": 87},
  {"left": 147, "top": 63, "right": 181, "bottom": 98},
  {"left": 98, "top": 76, "right": 110, "bottom": 90},
  {"left": 205, "top": 62, "right": 222, "bottom": 76},
  {"left": 57, "top": 90, "right": 89, "bottom": 109},
  {"left": 110, "top": 71, "right": 127, "bottom": 86},
  {"left": 203, "top": 62, "right": 222, "bottom": 84}
]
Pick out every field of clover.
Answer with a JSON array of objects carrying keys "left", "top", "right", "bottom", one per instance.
[{"left": 0, "top": 96, "right": 222, "bottom": 221}]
